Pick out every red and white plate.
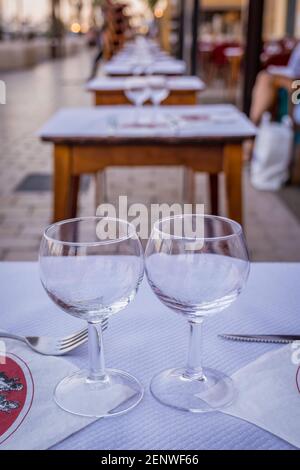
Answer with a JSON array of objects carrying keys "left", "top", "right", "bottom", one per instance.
[{"left": 0, "top": 353, "right": 34, "bottom": 445}]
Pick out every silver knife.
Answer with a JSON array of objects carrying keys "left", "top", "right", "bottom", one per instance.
[{"left": 220, "top": 334, "right": 300, "bottom": 345}]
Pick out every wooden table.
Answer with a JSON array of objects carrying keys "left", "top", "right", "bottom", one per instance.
[
  {"left": 86, "top": 77, "right": 206, "bottom": 106},
  {"left": 39, "top": 105, "right": 256, "bottom": 225}
]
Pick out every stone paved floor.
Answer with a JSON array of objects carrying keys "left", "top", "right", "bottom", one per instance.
[{"left": 0, "top": 50, "right": 300, "bottom": 262}]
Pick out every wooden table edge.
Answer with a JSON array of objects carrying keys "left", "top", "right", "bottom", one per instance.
[{"left": 40, "top": 134, "right": 256, "bottom": 145}]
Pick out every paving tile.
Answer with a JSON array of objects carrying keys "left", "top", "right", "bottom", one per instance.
[{"left": 0, "top": 227, "right": 20, "bottom": 238}]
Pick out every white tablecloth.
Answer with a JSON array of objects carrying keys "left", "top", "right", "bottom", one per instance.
[
  {"left": 38, "top": 105, "right": 257, "bottom": 140},
  {"left": 103, "top": 61, "right": 186, "bottom": 76},
  {"left": 86, "top": 77, "right": 205, "bottom": 92},
  {"left": 0, "top": 262, "right": 298, "bottom": 450}
]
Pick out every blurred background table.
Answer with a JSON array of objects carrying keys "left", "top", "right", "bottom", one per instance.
[
  {"left": 86, "top": 76, "right": 206, "bottom": 106},
  {"left": 39, "top": 105, "right": 256, "bottom": 225},
  {"left": 103, "top": 60, "right": 187, "bottom": 77}
]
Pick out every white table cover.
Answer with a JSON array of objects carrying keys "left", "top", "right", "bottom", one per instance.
[
  {"left": 38, "top": 105, "right": 257, "bottom": 140},
  {"left": 0, "top": 262, "right": 298, "bottom": 450},
  {"left": 103, "top": 61, "right": 186, "bottom": 76},
  {"left": 86, "top": 76, "right": 205, "bottom": 92}
]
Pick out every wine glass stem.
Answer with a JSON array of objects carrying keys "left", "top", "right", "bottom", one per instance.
[
  {"left": 184, "top": 320, "right": 205, "bottom": 381},
  {"left": 88, "top": 322, "right": 107, "bottom": 382}
]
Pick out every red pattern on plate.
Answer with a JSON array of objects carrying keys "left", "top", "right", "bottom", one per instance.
[{"left": 0, "top": 354, "right": 34, "bottom": 445}]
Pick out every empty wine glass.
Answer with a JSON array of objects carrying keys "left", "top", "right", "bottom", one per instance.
[
  {"left": 148, "top": 76, "right": 169, "bottom": 107},
  {"left": 147, "top": 76, "right": 170, "bottom": 124},
  {"left": 39, "top": 217, "right": 144, "bottom": 418},
  {"left": 125, "top": 77, "right": 150, "bottom": 124},
  {"left": 145, "top": 214, "right": 250, "bottom": 413}
]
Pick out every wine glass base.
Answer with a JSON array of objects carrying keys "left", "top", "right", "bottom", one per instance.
[
  {"left": 54, "top": 369, "right": 144, "bottom": 418},
  {"left": 150, "top": 368, "right": 236, "bottom": 413}
]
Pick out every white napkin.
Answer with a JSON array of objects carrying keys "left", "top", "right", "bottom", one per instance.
[
  {"left": 0, "top": 339, "right": 132, "bottom": 450},
  {"left": 225, "top": 345, "right": 300, "bottom": 449}
]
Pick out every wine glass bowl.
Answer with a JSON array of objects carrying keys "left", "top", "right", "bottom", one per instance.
[
  {"left": 148, "top": 76, "right": 170, "bottom": 107},
  {"left": 125, "top": 77, "right": 150, "bottom": 107},
  {"left": 39, "top": 217, "right": 144, "bottom": 418},
  {"left": 145, "top": 215, "right": 250, "bottom": 413}
]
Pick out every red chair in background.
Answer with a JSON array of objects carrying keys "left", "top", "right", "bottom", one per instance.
[{"left": 208, "top": 41, "right": 241, "bottom": 87}]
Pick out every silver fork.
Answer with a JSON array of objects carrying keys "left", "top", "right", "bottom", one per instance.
[{"left": 0, "top": 319, "right": 109, "bottom": 356}]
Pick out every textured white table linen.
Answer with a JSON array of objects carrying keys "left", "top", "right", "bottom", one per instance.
[
  {"left": 38, "top": 105, "right": 257, "bottom": 140},
  {"left": 103, "top": 61, "right": 186, "bottom": 76},
  {"left": 0, "top": 263, "right": 299, "bottom": 450},
  {"left": 86, "top": 76, "right": 205, "bottom": 92}
]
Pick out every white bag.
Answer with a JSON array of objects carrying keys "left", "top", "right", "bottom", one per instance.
[{"left": 251, "top": 113, "right": 294, "bottom": 191}]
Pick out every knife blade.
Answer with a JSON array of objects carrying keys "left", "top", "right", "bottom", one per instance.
[{"left": 220, "top": 334, "right": 300, "bottom": 345}]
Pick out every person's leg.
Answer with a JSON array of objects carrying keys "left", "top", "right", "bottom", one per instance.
[
  {"left": 89, "top": 48, "right": 103, "bottom": 81},
  {"left": 250, "top": 71, "right": 276, "bottom": 125},
  {"left": 245, "top": 71, "right": 277, "bottom": 161}
]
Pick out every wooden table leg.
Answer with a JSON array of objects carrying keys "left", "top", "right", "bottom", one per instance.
[
  {"left": 183, "top": 167, "right": 195, "bottom": 204},
  {"left": 223, "top": 144, "right": 243, "bottom": 225},
  {"left": 209, "top": 174, "right": 219, "bottom": 215},
  {"left": 70, "top": 175, "right": 80, "bottom": 219},
  {"left": 95, "top": 171, "right": 108, "bottom": 211},
  {"left": 53, "top": 145, "right": 78, "bottom": 222}
]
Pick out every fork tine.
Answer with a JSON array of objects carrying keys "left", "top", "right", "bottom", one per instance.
[
  {"left": 58, "top": 328, "right": 88, "bottom": 343},
  {"left": 59, "top": 336, "right": 90, "bottom": 353},
  {"left": 59, "top": 324, "right": 109, "bottom": 352},
  {"left": 60, "top": 330, "right": 89, "bottom": 346},
  {"left": 59, "top": 333, "right": 89, "bottom": 351},
  {"left": 58, "top": 320, "right": 109, "bottom": 346},
  {"left": 59, "top": 322, "right": 109, "bottom": 349}
]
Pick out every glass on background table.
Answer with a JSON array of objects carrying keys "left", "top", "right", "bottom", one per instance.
[
  {"left": 125, "top": 77, "right": 151, "bottom": 124},
  {"left": 148, "top": 76, "right": 170, "bottom": 123}
]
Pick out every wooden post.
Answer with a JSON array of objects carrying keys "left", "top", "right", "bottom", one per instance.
[
  {"left": 50, "top": 0, "right": 62, "bottom": 58},
  {"left": 191, "top": 0, "right": 200, "bottom": 75},
  {"left": 243, "top": 0, "right": 265, "bottom": 116},
  {"left": 0, "top": 0, "right": 3, "bottom": 40},
  {"left": 286, "top": 0, "right": 296, "bottom": 37},
  {"left": 160, "top": 0, "right": 172, "bottom": 53},
  {"left": 178, "top": 0, "right": 185, "bottom": 60},
  {"left": 182, "top": 0, "right": 195, "bottom": 73}
]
